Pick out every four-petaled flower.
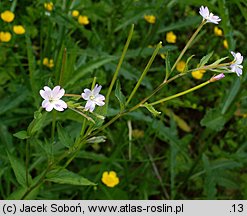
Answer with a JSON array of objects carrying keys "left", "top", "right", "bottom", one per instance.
[
  {"left": 40, "top": 86, "right": 67, "bottom": 112},
  {"left": 230, "top": 51, "right": 243, "bottom": 76},
  {"left": 199, "top": 6, "right": 221, "bottom": 24},
  {"left": 81, "top": 84, "right": 105, "bottom": 112}
]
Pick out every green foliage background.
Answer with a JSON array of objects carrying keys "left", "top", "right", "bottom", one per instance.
[{"left": 0, "top": 0, "right": 247, "bottom": 199}]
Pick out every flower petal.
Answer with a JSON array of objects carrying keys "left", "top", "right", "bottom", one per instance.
[
  {"left": 235, "top": 67, "right": 242, "bottom": 76},
  {"left": 199, "top": 6, "right": 209, "bottom": 18},
  {"left": 44, "top": 86, "right": 51, "bottom": 92},
  {"left": 40, "top": 90, "right": 49, "bottom": 100},
  {"left": 85, "top": 101, "right": 96, "bottom": 112},
  {"left": 92, "top": 84, "right": 102, "bottom": 95},
  {"left": 56, "top": 88, "right": 65, "bottom": 99},
  {"left": 53, "top": 99, "right": 67, "bottom": 111},
  {"left": 94, "top": 94, "right": 105, "bottom": 106},
  {"left": 45, "top": 103, "right": 54, "bottom": 112},
  {"left": 81, "top": 89, "right": 91, "bottom": 100},
  {"left": 40, "top": 86, "right": 52, "bottom": 100},
  {"left": 235, "top": 53, "right": 243, "bottom": 64},
  {"left": 42, "top": 100, "right": 50, "bottom": 108},
  {"left": 52, "top": 86, "right": 61, "bottom": 95}
]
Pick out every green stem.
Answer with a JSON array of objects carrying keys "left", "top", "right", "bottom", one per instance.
[
  {"left": 126, "top": 41, "right": 162, "bottom": 106},
  {"left": 128, "top": 72, "right": 187, "bottom": 113},
  {"left": 89, "top": 73, "right": 188, "bottom": 138},
  {"left": 150, "top": 80, "right": 211, "bottom": 106},
  {"left": 51, "top": 111, "right": 57, "bottom": 146},
  {"left": 188, "top": 62, "right": 231, "bottom": 73},
  {"left": 105, "top": 24, "right": 134, "bottom": 105},
  {"left": 21, "top": 163, "right": 53, "bottom": 200},
  {"left": 170, "top": 21, "right": 205, "bottom": 74},
  {"left": 25, "top": 139, "right": 30, "bottom": 187},
  {"left": 64, "top": 93, "right": 81, "bottom": 97},
  {"left": 80, "top": 118, "right": 87, "bottom": 136}
]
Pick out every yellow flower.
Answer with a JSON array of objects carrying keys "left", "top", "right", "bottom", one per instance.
[
  {"left": 191, "top": 69, "right": 206, "bottom": 80},
  {"left": 43, "top": 57, "right": 54, "bottom": 68},
  {"left": 44, "top": 2, "right": 54, "bottom": 11},
  {"left": 214, "top": 26, "right": 223, "bottom": 36},
  {"left": 78, "top": 15, "right": 90, "bottom": 25},
  {"left": 13, "top": 25, "right": 25, "bottom": 35},
  {"left": 1, "top": 10, "right": 15, "bottom": 23},
  {"left": 0, "top": 32, "right": 12, "bottom": 42},
  {"left": 176, "top": 60, "right": 186, "bottom": 72},
  {"left": 101, "top": 171, "right": 119, "bottom": 188},
  {"left": 144, "top": 15, "right": 156, "bottom": 24},
  {"left": 132, "top": 129, "right": 144, "bottom": 139},
  {"left": 43, "top": 57, "right": 49, "bottom": 66},
  {"left": 49, "top": 59, "right": 54, "bottom": 68},
  {"left": 72, "top": 10, "right": 79, "bottom": 17},
  {"left": 223, "top": 39, "right": 228, "bottom": 49},
  {"left": 166, "top": 31, "right": 176, "bottom": 43}
]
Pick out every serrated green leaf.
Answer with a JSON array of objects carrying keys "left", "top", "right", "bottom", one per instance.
[
  {"left": 57, "top": 122, "right": 74, "bottom": 148},
  {"left": 143, "top": 103, "right": 161, "bottom": 117},
  {"left": 46, "top": 168, "right": 96, "bottom": 186},
  {"left": 13, "top": 130, "right": 29, "bottom": 140},
  {"left": 198, "top": 51, "right": 214, "bottom": 67},
  {"left": 115, "top": 80, "right": 126, "bottom": 111},
  {"left": 27, "top": 111, "right": 47, "bottom": 136},
  {"left": 200, "top": 108, "right": 227, "bottom": 131},
  {"left": 7, "top": 152, "right": 32, "bottom": 187}
]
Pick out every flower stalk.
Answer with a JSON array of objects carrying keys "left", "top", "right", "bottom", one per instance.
[
  {"left": 150, "top": 80, "right": 211, "bottom": 106},
  {"left": 105, "top": 24, "right": 134, "bottom": 106},
  {"left": 126, "top": 41, "right": 162, "bottom": 106},
  {"left": 170, "top": 21, "right": 205, "bottom": 75}
]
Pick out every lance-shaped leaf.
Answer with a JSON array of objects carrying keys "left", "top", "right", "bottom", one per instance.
[
  {"left": 198, "top": 51, "right": 214, "bottom": 68},
  {"left": 13, "top": 130, "right": 29, "bottom": 140},
  {"left": 115, "top": 80, "right": 126, "bottom": 111},
  {"left": 46, "top": 168, "right": 96, "bottom": 186}
]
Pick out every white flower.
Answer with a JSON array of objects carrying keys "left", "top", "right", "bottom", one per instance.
[
  {"left": 81, "top": 84, "right": 105, "bottom": 112},
  {"left": 230, "top": 51, "right": 244, "bottom": 76},
  {"left": 199, "top": 6, "right": 221, "bottom": 24},
  {"left": 40, "top": 86, "right": 67, "bottom": 112}
]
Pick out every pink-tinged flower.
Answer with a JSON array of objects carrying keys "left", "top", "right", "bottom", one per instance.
[
  {"left": 210, "top": 73, "right": 225, "bottom": 82},
  {"left": 40, "top": 86, "right": 67, "bottom": 112},
  {"left": 199, "top": 6, "right": 221, "bottom": 24},
  {"left": 230, "top": 51, "right": 243, "bottom": 76},
  {"left": 81, "top": 84, "right": 105, "bottom": 112}
]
